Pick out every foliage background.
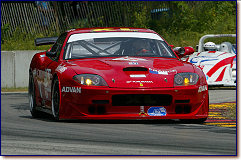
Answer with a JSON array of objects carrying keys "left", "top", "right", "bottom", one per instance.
[{"left": 1, "top": 1, "right": 236, "bottom": 50}]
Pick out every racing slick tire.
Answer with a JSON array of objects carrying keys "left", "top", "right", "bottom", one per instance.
[
  {"left": 29, "top": 73, "right": 42, "bottom": 118},
  {"left": 180, "top": 118, "right": 207, "bottom": 124},
  {"left": 51, "top": 78, "right": 60, "bottom": 121}
]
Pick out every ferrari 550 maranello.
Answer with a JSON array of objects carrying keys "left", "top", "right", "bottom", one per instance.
[{"left": 29, "top": 27, "right": 209, "bottom": 123}]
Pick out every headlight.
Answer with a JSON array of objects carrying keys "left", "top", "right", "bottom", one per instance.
[
  {"left": 73, "top": 74, "right": 108, "bottom": 86},
  {"left": 174, "top": 73, "right": 199, "bottom": 86}
]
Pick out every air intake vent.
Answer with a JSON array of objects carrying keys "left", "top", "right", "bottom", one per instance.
[
  {"left": 175, "top": 100, "right": 190, "bottom": 104},
  {"left": 123, "top": 67, "right": 148, "bottom": 71},
  {"left": 112, "top": 94, "right": 172, "bottom": 106}
]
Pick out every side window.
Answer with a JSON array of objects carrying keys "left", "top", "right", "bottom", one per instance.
[
  {"left": 50, "top": 43, "right": 59, "bottom": 53},
  {"left": 50, "top": 32, "right": 67, "bottom": 60}
]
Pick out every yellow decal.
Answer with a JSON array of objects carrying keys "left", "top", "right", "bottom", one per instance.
[
  {"left": 120, "top": 28, "right": 131, "bottom": 31},
  {"left": 140, "top": 83, "right": 143, "bottom": 87},
  {"left": 120, "top": 28, "right": 138, "bottom": 32},
  {"left": 92, "top": 28, "right": 115, "bottom": 32}
]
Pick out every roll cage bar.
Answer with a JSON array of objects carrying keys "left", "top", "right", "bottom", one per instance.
[{"left": 198, "top": 34, "right": 236, "bottom": 53}]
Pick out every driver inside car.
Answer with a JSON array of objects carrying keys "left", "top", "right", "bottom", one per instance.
[
  {"left": 204, "top": 42, "right": 217, "bottom": 51},
  {"left": 131, "top": 39, "right": 151, "bottom": 55}
]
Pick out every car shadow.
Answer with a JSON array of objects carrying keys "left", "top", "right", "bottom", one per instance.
[
  {"left": 7, "top": 97, "right": 223, "bottom": 126},
  {"left": 8, "top": 99, "right": 182, "bottom": 124},
  {"left": 60, "top": 119, "right": 181, "bottom": 124}
]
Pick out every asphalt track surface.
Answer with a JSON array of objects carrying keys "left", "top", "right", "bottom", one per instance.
[{"left": 1, "top": 89, "right": 236, "bottom": 155}]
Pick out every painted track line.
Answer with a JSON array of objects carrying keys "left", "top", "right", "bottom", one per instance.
[{"left": 204, "top": 102, "right": 236, "bottom": 128}]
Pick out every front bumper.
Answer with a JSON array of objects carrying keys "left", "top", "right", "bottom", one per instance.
[{"left": 59, "top": 85, "right": 209, "bottom": 120}]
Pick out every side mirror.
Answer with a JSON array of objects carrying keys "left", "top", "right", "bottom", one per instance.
[
  {"left": 173, "top": 47, "right": 195, "bottom": 58},
  {"left": 183, "top": 47, "right": 195, "bottom": 56},
  {"left": 173, "top": 47, "right": 185, "bottom": 57},
  {"left": 46, "top": 51, "right": 57, "bottom": 57}
]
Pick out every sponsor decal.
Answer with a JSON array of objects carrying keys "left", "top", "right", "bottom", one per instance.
[
  {"left": 40, "top": 54, "right": 45, "bottom": 58},
  {"left": 62, "top": 87, "right": 81, "bottom": 93},
  {"left": 139, "top": 106, "right": 147, "bottom": 116},
  {"left": 198, "top": 85, "right": 208, "bottom": 93},
  {"left": 44, "top": 68, "right": 52, "bottom": 87},
  {"left": 92, "top": 28, "right": 115, "bottom": 32},
  {"left": 190, "top": 56, "right": 218, "bottom": 64},
  {"left": 149, "top": 68, "right": 177, "bottom": 75},
  {"left": 129, "top": 62, "right": 139, "bottom": 65},
  {"left": 130, "top": 75, "right": 146, "bottom": 78},
  {"left": 126, "top": 80, "right": 153, "bottom": 84},
  {"left": 148, "top": 107, "right": 167, "bottom": 116},
  {"left": 56, "top": 65, "right": 67, "bottom": 73},
  {"left": 126, "top": 80, "right": 153, "bottom": 87},
  {"left": 112, "top": 56, "right": 147, "bottom": 62},
  {"left": 120, "top": 28, "right": 131, "bottom": 31},
  {"left": 120, "top": 28, "right": 138, "bottom": 32}
]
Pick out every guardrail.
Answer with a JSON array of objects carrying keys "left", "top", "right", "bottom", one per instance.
[{"left": 1, "top": 51, "right": 43, "bottom": 88}]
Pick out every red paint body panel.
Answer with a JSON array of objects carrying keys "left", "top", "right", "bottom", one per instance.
[
  {"left": 206, "top": 56, "right": 235, "bottom": 77},
  {"left": 29, "top": 27, "right": 209, "bottom": 120},
  {"left": 59, "top": 86, "right": 208, "bottom": 120}
]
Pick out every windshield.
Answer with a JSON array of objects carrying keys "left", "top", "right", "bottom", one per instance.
[{"left": 64, "top": 33, "right": 176, "bottom": 59}]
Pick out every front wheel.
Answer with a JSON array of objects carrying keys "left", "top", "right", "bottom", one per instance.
[
  {"left": 29, "top": 74, "right": 42, "bottom": 118},
  {"left": 51, "top": 78, "right": 60, "bottom": 120}
]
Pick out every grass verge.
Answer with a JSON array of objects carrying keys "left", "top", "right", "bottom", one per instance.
[{"left": 1, "top": 87, "right": 28, "bottom": 92}]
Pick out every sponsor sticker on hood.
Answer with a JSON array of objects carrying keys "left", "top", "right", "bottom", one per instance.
[
  {"left": 149, "top": 68, "right": 177, "bottom": 75},
  {"left": 129, "top": 62, "right": 139, "bottom": 65},
  {"left": 112, "top": 56, "right": 148, "bottom": 62}
]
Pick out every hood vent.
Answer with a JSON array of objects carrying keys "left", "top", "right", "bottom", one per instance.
[{"left": 123, "top": 67, "right": 148, "bottom": 72}]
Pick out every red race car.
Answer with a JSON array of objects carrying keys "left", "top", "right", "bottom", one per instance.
[{"left": 29, "top": 27, "right": 209, "bottom": 123}]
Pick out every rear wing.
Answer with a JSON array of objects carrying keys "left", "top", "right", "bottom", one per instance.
[
  {"left": 198, "top": 34, "right": 236, "bottom": 52},
  {"left": 35, "top": 37, "right": 58, "bottom": 46}
]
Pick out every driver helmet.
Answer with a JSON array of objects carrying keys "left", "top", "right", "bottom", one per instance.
[
  {"left": 204, "top": 42, "right": 217, "bottom": 51},
  {"left": 132, "top": 39, "right": 148, "bottom": 51}
]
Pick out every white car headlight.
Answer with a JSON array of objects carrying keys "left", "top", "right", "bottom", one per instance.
[
  {"left": 73, "top": 74, "right": 108, "bottom": 86},
  {"left": 174, "top": 73, "right": 199, "bottom": 86}
]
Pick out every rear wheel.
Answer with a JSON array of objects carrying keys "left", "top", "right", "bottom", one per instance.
[
  {"left": 29, "top": 74, "right": 41, "bottom": 118},
  {"left": 52, "top": 78, "right": 60, "bottom": 120}
]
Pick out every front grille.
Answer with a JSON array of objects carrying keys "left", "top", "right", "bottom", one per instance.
[
  {"left": 92, "top": 100, "right": 109, "bottom": 104},
  {"left": 112, "top": 94, "right": 172, "bottom": 106},
  {"left": 175, "top": 100, "right": 190, "bottom": 104}
]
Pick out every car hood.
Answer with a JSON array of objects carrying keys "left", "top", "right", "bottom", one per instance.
[{"left": 67, "top": 56, "right": 194, "bottom": 88}]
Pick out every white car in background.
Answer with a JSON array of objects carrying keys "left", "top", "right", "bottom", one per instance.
[{"left": 183, "top": 34, "right": 236, "bottom": 86}]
